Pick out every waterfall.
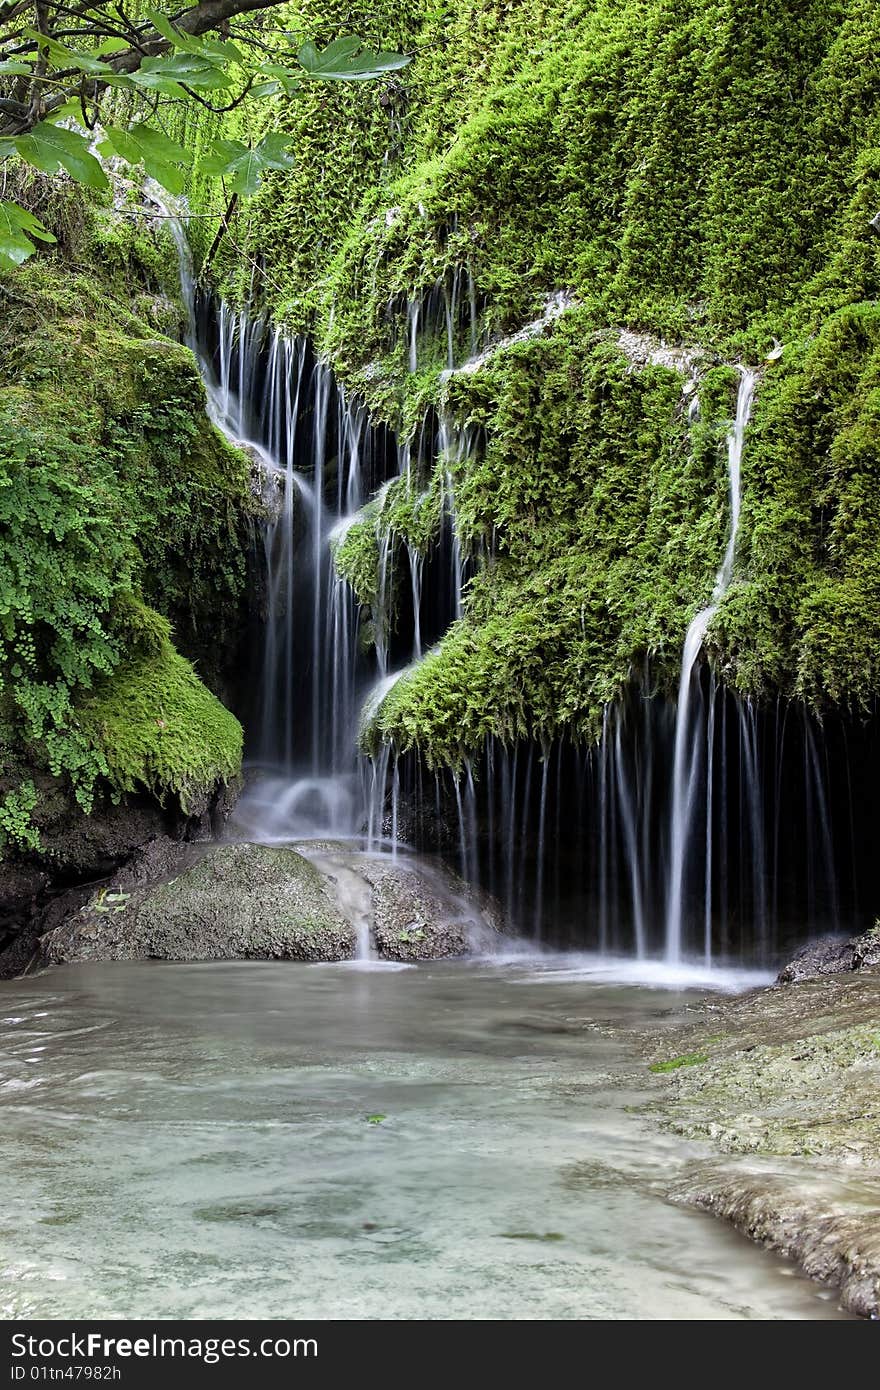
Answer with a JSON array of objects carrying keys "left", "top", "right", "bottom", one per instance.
[
  {"left": 664, "top": 368, "right": 758, "bottom": 961},
  {"left": 152, "top": 191, "right": 861, "bottom": 961},
  {"left": 152, "top": 190, "right": 397, "bottom": 876}
]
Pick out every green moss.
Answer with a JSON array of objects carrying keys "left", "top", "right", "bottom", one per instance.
[
  {"left": 76, "top": 625, "right": 242, "bottom": 813},
  {"left": 0, "top": 242, "right": 255, "bottom": 838},
  {"left": 332, "top": 502, "right": 383, "bottom": 607},
  {"left": 382, "top": 471, "right": 444, "bottom": 554},
  {"left": 361, "top": 323, "right": 737, "bottom": 763},
  {"left": 709, "top": 302, "right": 880, "bottom": 707},
  {"left": 650, "top": 1052, "right": 710, "bottom": 1074},
  {"left": 188, "top": 0, "right": 880, "bottom": 765},
  {"left": 333, "top": 473, "right": 442, "bottom": 646}
]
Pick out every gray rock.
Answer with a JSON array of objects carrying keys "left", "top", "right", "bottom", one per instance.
[
  {"left": 303, "top": 845, "right": 502, "bottom": 961},
  {"left": 777, "top": 927, "right": 880, "bottom": 984},
  {"left": 669, "top": 1168, "right": 880, "bottom": 1319},
  {"left": 34, "top": 836, "right": 506, "bottom": 969},
  {"left": 114, "top": 835, "right": 195, "bottom": 888},
  {"left": 40, "top": 842, "right": 356, "bottom": 965}
]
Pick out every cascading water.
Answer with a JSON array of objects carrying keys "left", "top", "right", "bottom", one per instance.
[
  {"left": 665, "top": 368, "right": 758, "bottom": 962},
  {"left": 152, "top": 190, "right": 397, "bottom": 859},
  {"left": 154, "top": 191, "right": 869, "bottom": 965}
]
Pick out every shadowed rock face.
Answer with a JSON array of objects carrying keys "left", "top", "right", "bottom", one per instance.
[
  {"left": 778, "top": 928, "right": 880, "bottom": 983},
  {"left": 33, "top": 841, "right": 504, "bottom": 967}
]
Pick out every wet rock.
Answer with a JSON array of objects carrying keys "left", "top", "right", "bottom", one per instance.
[
  {"left": 299, "top": 845, "right": 503, "bottom": 961},
  {"left": 24, "top": 774, "right": 170, "bottom": 880},
  {"left": 0, "top": 780, "right": 172, "bottom": 976},
  {"left": 31, "top": 837, "right": 505, "bottom": 969},
  {"left": 0, "top": 771, "right": 243, "bottom": 975},
  {"left": 642, "top": 968, "right": 880, "bottom": 1316},
  {"left": 778, "top": 927, "right": 880, "bottom": 983},
  {"left": 0, "top": 861, "right": 49, "bottom": 934},
  {"left": 360, "top": 855, "right": 501, "bottom": 961},
  {"left": 114, "top": 835, "right": 194, "bottom": 888},
  {"left": 669, "top": 1168, "right": 880, "bottom": 1319},
  {"left": 199, "top": 839, "right": 506, "bottom": 963},
  {"left": 39, "top": 842, "right": 355, "bottom": 965}
]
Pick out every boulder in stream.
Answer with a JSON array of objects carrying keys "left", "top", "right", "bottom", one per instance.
[
  {"left": 40, "top": 842, "right": 356, "bottom": 965},
  {"left": 36, "top": 841, "right": 504, "bottom": 967}
]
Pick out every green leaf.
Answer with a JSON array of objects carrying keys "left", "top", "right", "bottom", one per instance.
[
  {"left": 13, "top": 122, "right": 108, "bottom": 190},
  {"left": 125, "top": 69, "right": 186, "bottom": 99},
  {"left": 99, "top": 124, "right": 189, "bottom": 195},
  {"left": 255, "top": 132, "right": 297, "bottom": 167},
  {"left": 132, "top": 52, "right": 234, "bottom": 97},
  {"left": 191, "top": 35, "right": 245, "bottom": 66},
  {"left": 145, "top": 8, "right": 199, "bottom": 50},
  {"left": 255, "top": 64, "right": 303, "bottom": 96},
  {"left": 145, "top": 9, "right": 243, "bottom": 65},
  {"left": 0, "top": 201, "right": 56, "bottom": 274},
  {"left": 0, "top": 60, "right": 34, "bottom": 75},
  {"left": 22, "top": 28, "right": 115, "bottom": 76},
  {"left": 198, "top": 133, "right": 294, "bottom": 197},
  {"left": 95, "top": 38, "right": 131, "bottom": 56},
  {"left": 297, "top": 36, "right": 410, "bottom": 82},
  {"left": 47, "top": 99, "right": 97, "bottom": 122}
]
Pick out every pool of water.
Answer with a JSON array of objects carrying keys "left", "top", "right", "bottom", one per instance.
[{"left": 0, "top": 959, "right": 846, "bottom": 1319}]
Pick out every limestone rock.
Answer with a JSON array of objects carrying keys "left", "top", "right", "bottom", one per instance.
[
  {"left": 40, "top": 842, "right": 356, "bottom": 965},
  {"left": 778, "top": 927, "right": 880, "bottom": 984}
]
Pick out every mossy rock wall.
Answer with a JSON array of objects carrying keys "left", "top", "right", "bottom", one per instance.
[
  {"left": 1, "top": 194, "right": 256, "bottom": 849},
  {"left": 186, "top": 1, "right": 880, "bottom": 765}
]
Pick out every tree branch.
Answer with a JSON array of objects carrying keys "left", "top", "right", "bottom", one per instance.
[{"left": 1, "top": 0, "right": 291, "bottom": 134}]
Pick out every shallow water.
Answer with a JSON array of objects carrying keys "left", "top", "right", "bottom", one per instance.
[{"left": 0, "top": 960, "right": 846, "bottom": 1319}]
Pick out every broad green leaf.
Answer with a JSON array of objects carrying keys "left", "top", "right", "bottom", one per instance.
[
  {"left": 297, "top": 37, "right": 410, "bottom": 81},
  {"left": 255, "top": 64, "right": 303, "bottom": 96},
  {"left": 13, "top": 122, "right": 108, "bottom": 190},
  {"left": 0, "top": 202, "right": 55, "bottom": 242},
  {"left": 145, "top": 8, "right": 199, "bottom": 50},
  {"left": 194, "top": 35, "right": 246, "bottom": 66},
  {"left": 100, "top": 124, "right": 189, "bottom": 167},
  {"left": 254, "top": 133, "right": 296, "bottom": 166},
  {"left": 0, "top": 200, "right": 55, "bottom": 274},
  {"left": 145, "top": 11, "right": 243, "bottom": 65},
  {"left": 0, "top": 60, "right": 34, "bottom": 75},
  {"left": 303, "top": 37, "right": 362, "bottom": 65},
  {"left": 95, "top": 38, "right": 130, "bottom": 56},
  {"left": 126, "top": 70, "right": 187, "bottom": 99},
  {"left": 48, "top": 99, "right": 97, "bottom": 122},
  {"left": 99, "top": 124, "right": 189, "bottom": 195},
  {"left": 92, "top": 73, "right": 136, "bottom": 93},
  {"left": 198, "top": 134, "right": 294, "bottom": 197},
  {"left": 22, "top": 29, "right": 115, "bottom": 76},
  {"left": 132, "top": 52, "right": 234, "bottom": 95}
]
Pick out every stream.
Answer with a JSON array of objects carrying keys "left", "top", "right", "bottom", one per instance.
[{"left": 0, "top": 959, "right": 847, "bottom": 1319}]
